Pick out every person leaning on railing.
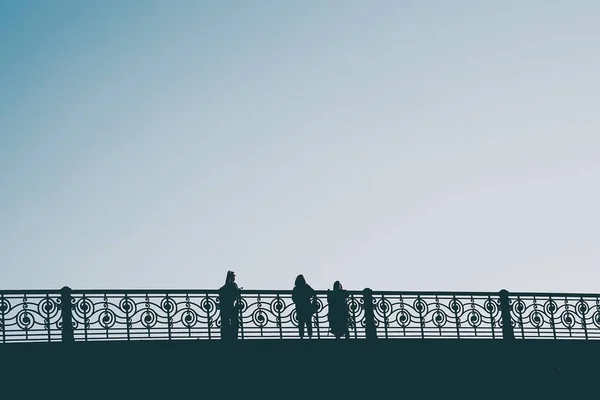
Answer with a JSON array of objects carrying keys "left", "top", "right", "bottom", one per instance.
[
  {"left": 219, "top": 271, "right": 241, "bottom": 340},
  {"left": 327, "top": 281, "right": 350, "bottom": 339},
  {"left": 292, "top": 274, "right": 317, "bottom": 339}
]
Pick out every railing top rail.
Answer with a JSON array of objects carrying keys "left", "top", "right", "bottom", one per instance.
[
  {"left": 509, "top": 291, "right": 600, "bottom": 298},
  {"left": 1, "top": 288, "right": 599, "bottom": 298},
  {"left": 67, "top": 290, "right": 600, "bottom": 297},
  {"left": 352, "top": 290, "right": 501, "bottom": 297},
  {"left": 66, "top": 289, "right": 502, "bottom": 296},
  {"left": 0, "top": 289, "right": 62, "bottom": 295}
]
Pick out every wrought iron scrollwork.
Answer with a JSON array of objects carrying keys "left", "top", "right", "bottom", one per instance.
[
  {"left": 69, "top": 292, "right": 223, "bottom": 340},
  {"left": 508, "top": 294, "right": 600, "bottom": 339},
  {"left": 371, "top": 294, "right": 502, "bottom": 338},
  {"left": 0, "top": 292, "right": 62, "bottom": 343},
  {"left": 64, "top": 291, "right": 366, "bottom": 340},
  {"left": 4, "top": 289, "right": 600, "bottom": 342}
]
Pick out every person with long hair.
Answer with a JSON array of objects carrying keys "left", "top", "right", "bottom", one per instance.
[
  {"left": 219, "top": 271, "right": 241, "bottom": 340},
  {"left": 327, "top": 281, "right": 350, "bottom": 339},
  {"left": 292, "top": 274, "right": 317, "bottom": 339}
]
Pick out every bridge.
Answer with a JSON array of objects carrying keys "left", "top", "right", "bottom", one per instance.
[
  {"left": 0, "top": 287, "right": 598, "bottom": 342},
  {"left": 1, "top": 287, "right": 599, "bottom": 398}
]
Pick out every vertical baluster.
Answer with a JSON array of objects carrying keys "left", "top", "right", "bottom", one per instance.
[
  {"left": 517, "top": 295, "right": 524, "bottom": 339},
  {"left": 533, "top": 296, "right": 540, "bottom": 337},
  {"left": 596, "top": 297, "right": 600, "bottom": 339},
  {"left": 125, "top": 294, "right": 131, "bottom": 341},
  {"left": 276, "top": 294, "right": 283, "bottom": 339},
  {"left": 205, "top": 293, "right": 212, "bottom": 340},
  {"left": 104, "top": 293, "right": 110, "bottom": 340},
  {"left": 45, "top": 294, "right": 51, "bottom": 342},
  {"left": 564, "top": 297, "right": 572, "bottom": 338},
  {"left": 0, "top": 294, "right": 5, "bottom": 343},
  {"left": 22, "top": 293, "right": 29, "bottom": 341},
  {"left": 470, "top": 295, "right": 477, "bottom": 337},
  {"left": 82, "top": 293, "right": 88, "bottom": 341},
  {"left": 579, "top": 296, "right": 588, "bottom": 340},
  {"left": 548, "top": 296, "right": 556, "bottom": 339},
  {"left": 349, "top": 294, "right": 358, "bottom": 339},
  {"left": 486, "top": 295, "right": 494, "bottom": 339},
  {"left": 314, "top": 293, "right": 320, "bottom": 339},
  {"left": 257, "top": 293, "right": 264, "bottom": 338},
  {"left": 417, "top": 295, "right": 425, "bottom": 339},
  {"left": 238, "top": 291, "right": 244, "bottom": 340},
  {"left": 166, "top": 293, "right": 172, "bottom": 340},
  {"left": 144, "top": 293, "right": 150, "bottom": 339},
  {"left": 381, "top": 295, "right": 389, "bottom": 339},
  {"left": 399, "top": 295, "right": 406, "bottom": 337},
  {"left": 435, "top": 295, "right": 441, "bottom": 337},
  {"left": 185, "top": 294, "right": 192, "bottom": 338},
  {"left": 452, "top": 295, "right": 460, "bottom": 339}
]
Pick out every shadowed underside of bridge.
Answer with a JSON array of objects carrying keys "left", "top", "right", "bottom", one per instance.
[{"left": 1, "top": 339, "right": 599, "bottom": 399}]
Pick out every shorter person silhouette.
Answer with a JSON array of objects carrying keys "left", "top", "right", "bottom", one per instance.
[
  {"left": 219, "top": 271, "right": 241, "bottom": 340},
  {"left": 327, "top": 281, "right": 350, "bottom": 339},
  {"left": 292, "top": 274, "right": 317, "bottom": 339}
]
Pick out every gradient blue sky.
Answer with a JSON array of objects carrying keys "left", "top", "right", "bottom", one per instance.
[{"left": 1, "top": 1, "right": 599, "bottom": 292}]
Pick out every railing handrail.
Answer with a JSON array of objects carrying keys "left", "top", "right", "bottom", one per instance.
[
  {"left": 68, "top": 289, "right": 502, "bottom": 296},
  {"left": 503, "top": 291, "right": 600, "bottom": 298},
  {"left": 3, "top": 287, "right": 600, "bottom": 344},
  {"left": 0, "top": 289, "right": 62, "bottom": 295},
  {"left": 3, "top": 288, "right": 600, "bottom": 298}
]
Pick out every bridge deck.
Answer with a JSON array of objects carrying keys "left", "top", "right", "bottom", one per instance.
[{"left": 1, "top": 338, "right": 597, "bottom": 399}]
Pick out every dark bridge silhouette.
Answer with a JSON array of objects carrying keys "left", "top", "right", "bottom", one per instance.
[
  {"left": 2, "top": 287, "right": 600, "bottom": 398},
  {"left": 1, "top": 287, "right": 598, "bottom": 343}
]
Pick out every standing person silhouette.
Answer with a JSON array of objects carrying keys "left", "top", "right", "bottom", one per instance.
[
  {"left": 327, "top": 281, "right": 350, "bottom": 339},
  {"left": 292, "top": 274, "right": 317, "bottom": 339},
  {"left": 219, "top": 271, "right": 241, "bottom": 340}
]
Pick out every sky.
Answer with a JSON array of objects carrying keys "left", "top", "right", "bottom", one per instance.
[{"left": 1, "top": 1, "right": 599, "bottom": 293}]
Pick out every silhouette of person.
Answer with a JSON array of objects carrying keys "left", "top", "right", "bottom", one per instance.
[
  {"left": 292, "top": 274, "right": 317, "bottom": 339},
  {"left": 219, "top": 271, "right": 241, "bottom": 340},
  {"left": 327, "top": 281, "right": 350, "bottom": 339}
]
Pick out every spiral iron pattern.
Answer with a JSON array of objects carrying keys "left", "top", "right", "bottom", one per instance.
[
  {"left": 0, "top": 293, "right": 62, "bottom": 343},
  {"left": 70, "top": 293, "right": 221, "bottom": 340},
  {"left": 509, "top": 295, "right": 600, "bottom": 339},
  {"left": 4, "top": 290, "right": 600, "bottom": 342},
  {"left": 68, "top": 292, "right": 365, "bottom": 340},
  {"left": 372, "top": 294, "right": 502, "bottom": 338}
]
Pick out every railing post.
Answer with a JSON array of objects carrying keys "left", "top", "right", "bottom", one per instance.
[
  {"left": 499, "top": 289, "right": 514, "bottom": 340},
  {"left": 60, "top": 286, "right": 74, "bottom": 343},
  {"left": 362, "top": 288, "right": 377, "bottom": 340}
]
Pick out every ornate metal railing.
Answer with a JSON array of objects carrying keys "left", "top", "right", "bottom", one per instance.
[
  {"left": 0, "top": 290, "right": 63, "bottom": 343},
  {"left": 508, "top": 292, "right": 600, "bottom": 340},
  {"left": 370, "top": 292, "right": 503, "bottom": 339},
  {"left": 2, "top": 287, "right": 600, "bottom": 343}
]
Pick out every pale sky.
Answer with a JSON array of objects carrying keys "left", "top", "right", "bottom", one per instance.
[{"left": 1, "top": 1, "right": 599, "bottom": 293}]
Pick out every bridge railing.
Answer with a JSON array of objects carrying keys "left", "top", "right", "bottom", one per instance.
[
  {"left": 0, "top": 290, "right": 63, "bottom": 343},
  {"left": 369, "top": 291, "right": 503, "bottom": 339},
  {"left": 67, "top": 289, "right": 368, "bottom": 341},
  {"left": 508, "top": 292, "right": 600, "bottom": 340},
  {"left": 1, "top": 288, "right": 600, "bottom": 343}
]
